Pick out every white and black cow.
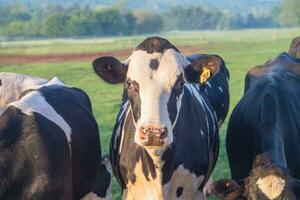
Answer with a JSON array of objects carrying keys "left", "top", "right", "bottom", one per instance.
[
  {"left": 0, "top": 76, "right": 105, "bottom": 200},
  {"left": 93, "top": 37, "right": 229, "bottom": 199},
  {"left": 212, "top": 52, "right": 300, "bottom": 200}
]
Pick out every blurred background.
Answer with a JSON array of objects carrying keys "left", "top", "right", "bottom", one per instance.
[{"left": 0, "top": 0, "right": 298, "bottom": 39}]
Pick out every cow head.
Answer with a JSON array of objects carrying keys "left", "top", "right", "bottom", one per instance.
[
  {"left": 211, "top": 154, "right": 300, "bottom": 200},
  {"left": 93, "top": 37, "right": 220, "bottom": 151}
]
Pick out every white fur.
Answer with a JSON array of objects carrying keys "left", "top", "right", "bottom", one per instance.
[
  {"left": 163, "top": 165, "right": 205, "bottom": 200},
  {"left": 0, "top": 72, "right": 47, "bottom": 112},
  {"left": 9, "top": 91, "right": 72, "bottom": 144},
  {"left": 114, "top": 101, "right": 129, "bottom": 151},
  {"left": 127, "top": 49, "right": 190, "bottom": 149},
  {"left": 256, "top": 175, "right": 285, "bottom": 200}
]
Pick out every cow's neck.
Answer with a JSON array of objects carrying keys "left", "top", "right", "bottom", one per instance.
[
  {"left": 124, "top": 148, "right": 166, "bottom": 199},
  {"left": 258, "top": 94, "right": 287, "bottom": 167}
]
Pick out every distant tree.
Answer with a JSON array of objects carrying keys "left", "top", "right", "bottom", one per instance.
[
  {"left": 133, "top": 10, "right": 163, "bottom": 34},
  {"left": 122, "top": 11, "right": 136, "bottom": 35},
  {"left": 279, "top": 0, "right": 300, "bottom": 27},
  {"left": 229, "top": 13, "right": 245, "bottom": 29},
  {"left": 67, "top": 10, "right": 97, "bottom": 36},
  {"left": 43, "top": 13, "right": 69, "bottom": 37},
  {"left": 5, "top": 21, "right": 28, "bottom": 36},
  {"left": 94, "top": 8, "right": 126, "bottom": 35},
  {"left": 246, "top": 13, "right": 257, "bottom": 28},
  {"left": 216, "top": 13, "right": 231, "bottom": 30},
  {"left": 162, "top": 6, "right": 184, "bottom": 30},
  {"left": 0, "top": 6, "right": 11, "bottom": 26}
]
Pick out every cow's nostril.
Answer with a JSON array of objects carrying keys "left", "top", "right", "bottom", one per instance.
[
  {"left": 139, "top": 125, "right": 168, "bottom": 146},
  {"left": 139, "top": 127, "right": 148, "bottom": 140},
  {"left": 159, "top": 128, "right": 168, "bottom": 139}
]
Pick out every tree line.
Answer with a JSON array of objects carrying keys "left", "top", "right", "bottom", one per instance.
[{"left": 0, "top": 0, "right": 299, "bottom": 38}]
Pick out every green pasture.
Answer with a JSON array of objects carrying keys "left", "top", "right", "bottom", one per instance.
[{"left": 0, "top": 28, "right": 299, "bottom": 199}]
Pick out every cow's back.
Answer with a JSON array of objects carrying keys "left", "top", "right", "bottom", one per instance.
[
  {"left": 0, "top": 100, "right": 72, "bottom": 200},
  {"left": 227, "top": 52, "right": 300, "bottom": 181},
  {"left": 0, "top": 82, "right": 101, "bottom": 200},
  {"left": 37, "top": 85, "right": 102, "bottom": 199}
]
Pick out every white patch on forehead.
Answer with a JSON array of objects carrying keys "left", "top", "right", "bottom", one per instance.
[
  {"left": 127, "top": 50, "right": 162, "bottom": 81},
  {"left": 256, "top": 175, "right": 285, "bottom": 200},
  {"left": 9, "top": 91, "right": 72, "bottom": 144},
  {"left": 127, "top": 49, "right": 190, "bottom": 88}
]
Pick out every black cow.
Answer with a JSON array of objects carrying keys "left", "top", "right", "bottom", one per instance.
[
  {"left": 212, "top": 52, "right": 300, "bottom": 200},
  {"left": 0, "top": 77, "right": 104, "bottom": 200},
  {"left": 93, "top": 37, "right": 229, "bottom": 199}
]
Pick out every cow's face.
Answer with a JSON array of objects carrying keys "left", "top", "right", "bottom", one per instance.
[
  {"left": 211, "top": 155, "right": 300, "bottom": 200},
  {"left": 93, "top": 37, "right": 219, "bottom": 151},
  {"left": 124, "top": 48, "right": 189, "bottom": 149}
]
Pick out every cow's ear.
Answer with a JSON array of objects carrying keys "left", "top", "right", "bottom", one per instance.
[
  {"left": 211, "top": 179, "right": 244, "bottom": 200},
  {"left": 93, "top": 56, "right": 128, "bottom": 84},
  {"left": 184, "top": 55, "right": 222, "bottom": 84}
]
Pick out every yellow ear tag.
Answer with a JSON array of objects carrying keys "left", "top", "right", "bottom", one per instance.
[{"left": 200, "top": 66, "right": 211, "bottom": 84}]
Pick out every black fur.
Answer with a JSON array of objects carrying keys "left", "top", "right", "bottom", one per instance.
[
  {"left": 92, "top": 157, "right": 111, "bottom": 198},
  {"left": 0, "top": 84, "right": 102, "bottom": 200},
  {"left": 135, "top": 37, "right": 179, "bottom": 54},
  {"left": 176, "top": 187, "right": 183, "bottom": 197},
  {"left": 225, "top": 52, "right": 300, "bottom": 199},
  {"left": 149, "top": 59, "right": 160, "bottom": 70}
]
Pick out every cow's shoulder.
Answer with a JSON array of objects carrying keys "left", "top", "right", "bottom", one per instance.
[
  {"left": 246, "top": 52, "right": 300, "bottom": 91},
  {"left": 248, "top": 52, "right": 300, "bottom": 77}
]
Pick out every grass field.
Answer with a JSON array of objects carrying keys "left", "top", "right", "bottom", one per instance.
[{"left": 0, "top": 28, "right": 299, "bottom": 199}]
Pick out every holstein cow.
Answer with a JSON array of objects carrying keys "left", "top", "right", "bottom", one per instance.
[
  {"left": 212, "top": 52, "right": 300, "bottom": 200},
  {"left": 0, "top": 76, "right": 108, "bottom": 200},
  {"left": 93, "top": 37, "right": 229, "bottom": 199}
]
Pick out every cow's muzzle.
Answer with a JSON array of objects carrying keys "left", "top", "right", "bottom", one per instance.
[{"left": 139, "top": 125, "right": 168, "bottom": 147}]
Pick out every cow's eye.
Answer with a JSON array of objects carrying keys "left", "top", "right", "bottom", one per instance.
[
  {"left": 179, "top": 80, "right": 185, "bottom": 89},
  {"left": 176, "top": 79, "right": 185, "bottom": 92}
]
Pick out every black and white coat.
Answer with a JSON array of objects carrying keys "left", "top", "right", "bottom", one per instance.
[
  {"left": 93, "top": 37, "right": 229, "bottom": 199},
  {"left": 0, "top": 77, "right": 105, "bottom": 200}
]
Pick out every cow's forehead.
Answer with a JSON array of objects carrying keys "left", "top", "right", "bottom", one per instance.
[{"left": 127, "top": 49, "right": 190, "bottom": 87}]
